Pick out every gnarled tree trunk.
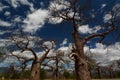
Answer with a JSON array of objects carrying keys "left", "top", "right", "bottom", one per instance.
[
  {"left": 73, "top": 29, "right": 91, "bottom": 80},
  {"left": 74, "top": 43, "right": 91, "bottom": 80},
  {"left": 29, "top": 59, "right": 40, "bottom": 80}
]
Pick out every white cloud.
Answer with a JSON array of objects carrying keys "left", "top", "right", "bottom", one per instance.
[
  {"left": 0, "top": 56, "right": 19, "bottom": 67},
  {"left": 112, "top": 4, "right": 120, "bottom": 11},
  {"left": 6, "top": 0, "right": 35, "bottom": 12},
  {"left": 67, "top": 12, "right": 80, "bottom": 20},
  {"left": 0, "top": 30, "right": 11, "bottom": 35},
  {"left": 46, "top": 49, "right": 56, "bottom": 57},
  {"left": 43, "top": 41, "right": 55, "bottom": 49},
  {"left": 104, "top": 14, "right": 112, "bottom": 22},
  {"left": 89, "top": 42, "right": 120, "bottom": 66},
  {"left": 0, "top": 20, "right": 11, "bottom": 27},
  {"left": 60, "top": 38, "right": 67, "bottom": 46},
  {"left": 40, "top": 2, "right": 44, "bottom": 7},
  {"left": 13, "top": 50, "right": 34, "bottom": 59},
  {"left": 48, "top": 0, "right": 70, "bottom": 24},
  {"left": 49, "top": 12, "right": 79, "bottom": 24},
  {"left": 78, "top": 25, "right": 101, "bottom": 34},
  {"left": 0, "top": 3, "right": 9, "bottom": 11},
  {"left": 0, "top": 39, "right": 10, "bottom": 47},
  {"left": 58, "top": 46, "right": 71, "bottom": 55},
  {"left": 22, "top": 9, "right": 49, "bottom": 33},
  {"left": 13, "top": 16, "right": 21, "bottom": 22},
  {"left": 18, "top": 0, "right": 35, "bottom": 12},
  {"left": 112, "top": 4, "right": 120, "bottom": 17},
  {"left": 49, "top": 17, "right": 63, "bottom": 24},
  {"left": 4, "top": 11, "right": 11, "bottom": 16},
  {"left": 78, "top": 25, "right": 91, "bottom": 34},
  {"left": 49, "top": 0, "right": 70, "bottom": 11},
  {"left": 9, "top": 0, "right": 19, "bottom": 8},
  {"left": 29, "top": 3, "right": 35, "bottom": 12},
  {"left": 101, "top": 4, "right": 106, "bottom": 8}
]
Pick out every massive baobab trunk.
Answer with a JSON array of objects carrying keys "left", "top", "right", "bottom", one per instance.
[
  {"left": 75, "top": 57, "right": 91, "bottom": 80},
  {"left": 74, "top": 44, "right": 91, "bottom": 80},
  {"left": 29, "top": 59, "right": 40, "bottom": 80},
  {"left": 73, "top": 29, "right": 91, "bottom": 80}
]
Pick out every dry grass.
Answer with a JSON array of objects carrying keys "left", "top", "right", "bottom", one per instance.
[
  {"left": 0, "top": 79, "right": 120, "bottom": 80},
  {"left": 45, "top": 79, "right": 120, "bottom": 80},
  {"left": 93, "top": 79, "right": 120, "bottom": 80}
]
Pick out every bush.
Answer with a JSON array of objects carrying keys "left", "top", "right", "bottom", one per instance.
[
  {"left": 40, "top": 68, "right": 46, "bottom": 80},
  {"left": 63, "top": 70, "right": 71, "bottom": 79}
]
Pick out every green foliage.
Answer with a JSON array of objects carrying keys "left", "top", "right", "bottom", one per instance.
[
  {"left": 1, "top": 72, "right": 20, "bottom": 79},
  {"left": 40, "top": 68, "right": 46, "bottom": 80},
  {"left": 22, "top": 70, "right": 31, "bottom": 78},
  {"left": 2, "top": 73, "right": 9, "bottom": 79},
  {"left": 0, "top": 52, "right": 3, "bottom": 58},
  {"left": 116, "top": 71, "right": 120, "bottom": 78},
  {"left": 0, "top": 52, "right": 4, "bottom": 62},
  {"left": 11, "top": 72, "right": 20, "bottom": 79},
  {"left": 63, "top": 70, "right": 71, "bottom": 79}
]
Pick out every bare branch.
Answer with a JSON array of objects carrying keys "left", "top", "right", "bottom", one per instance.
[{"left": 84, "top": 24, "right": 116, "bottom": 43}]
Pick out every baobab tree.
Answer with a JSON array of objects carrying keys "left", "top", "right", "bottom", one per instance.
[
  {"left": 8, "top": 33, "right": 55, "bottom": 80},
  {"left": 49, "top": 0, "right": 120, "bottom": 80},
  {"left": 41, "top": 43, "right": 73, "bottom": 80}
]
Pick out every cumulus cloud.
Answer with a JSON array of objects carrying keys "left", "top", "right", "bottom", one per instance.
[
  {"left": 78, "top": 25, "right": 90, "bottom": 34},
  {"left": 4, "top": 11, "right": 11, "bottom": 16},
  {"left": 49, "top": 0, "right": 70, "bottom": 11},
  {"left": 22, "top": 9, "right": 49, "bottom": 33},
  {"left": 0, "top": 20, "right": 12, "bottom": 27},
  {"left": 78, "top": 25, "right": 101, "bottom": 34},
  {"left": 89, "top": 42, "right": 120, "bottom": 66},
  {"left": 0, "top": 56, "right": 18, "bottom": 67},
  {"left": 43, "top": 41, "right": 55, "bottom": 49},
  {"left": 104, "top": 14, "right": 112, "bottom": 22},
  {"left": 13, "top": 50, "right": 34, "bottom": 59},
  {"left": 49, "top": 17, "right": 63, "bottom": 24}
]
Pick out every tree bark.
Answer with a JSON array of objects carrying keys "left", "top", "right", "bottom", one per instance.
[
  {"left": 29, "top": 59, "right": 40, "bottom": 80},
  {"left": 97, "top": 67, "right": 102, "bottom": 79},
  {"left": 73, "top": 30, "right": 91, "bottom": 80},
  {"left": 109, "top": 69, "right": 114, "bottom": 78},
  {"left": 75, "top": 57, "right": 91, "bottom": 80}
]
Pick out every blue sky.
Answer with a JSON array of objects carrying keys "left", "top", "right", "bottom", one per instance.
[
  {"left": 0, "top": 0, "right": 120, "bottom": 67},
  {"left": 0, "top": 0, "right": 119, "bottom": 42}
]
